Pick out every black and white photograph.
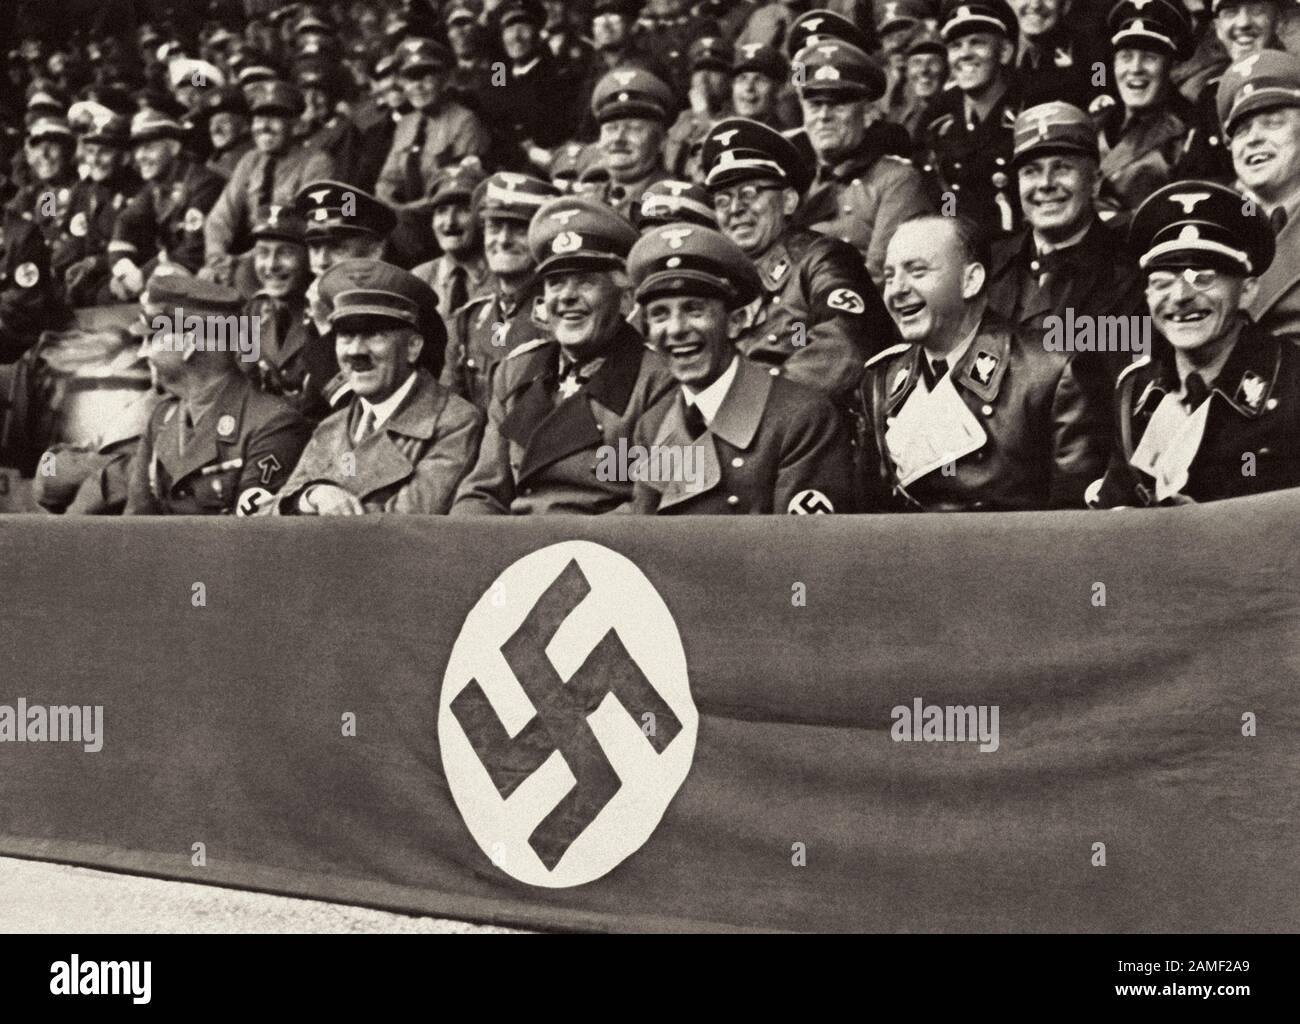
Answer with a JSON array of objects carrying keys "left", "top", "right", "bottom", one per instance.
[{"left": 0, "top": 0, "right": 1293, "bottom": 1002}]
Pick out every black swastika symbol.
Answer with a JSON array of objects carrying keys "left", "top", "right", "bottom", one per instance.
[{"left": 451, "top": 559, "right": 683, "bottom": 870}]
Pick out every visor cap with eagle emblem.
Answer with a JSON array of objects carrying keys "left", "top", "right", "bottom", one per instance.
[
  {"left": 877, "top": 0, "right": 936, "bottom": 35},
  {"left": 26, "top": 116, "right": 74, "bottom": 144},
  {"left": 472, "top": 171, "right": 562, "bottom": 223},
  {"left": 293, "top": 180, "right": 397, "bottom": 241},
  {"left": 701, "top": 117, "right": 815, "bottom": 195},
  {"left": 1129, "top": 180, "right": 1275, "bottom": 276},
  {"left": 528, "top": 196, "right": 639, "bottom": 276},
  {"left": 246, "top": 79, "right": 304, "bottom": 117},
  {"left": 689, "top": 36, "right": 734, "bottom": 73},
  {"left": 128, "top": 110, "right": 188, "bottom": 144},
  {"left": 939, "top": 0, "right": 1016, "bottom": 42},
  {"left": 493, "top": 0, "right": 547, "bottom": 33},
  {"left": 1217, "top": 50, "right": 1300, "bottom": 139},
  {"left": 1011, "top": 101, "right": 1098, "bottom": 168},
  {"left": 635, "top": 179, "right": 718, "bottom": 229},
  {"left": 430, "top": 162, "right": 488, "bottom": 209},
  {"left": 199, "top": 84, "right": 250, "bottom": 120},
  {"left": 627, "top": 223, "right": 763, "bottom": 309},
  {"left": 137, "top": 274, "right": 244, "bottom": 336},
  {"left": 906, "top": 27, "right": 948, "bottom": 58},
  {"left": 1106, "top": 0, "right": 1192, "bottom": 59},
  {"left": 319, "top": 258, "right": 443, "bottom": 341},
  {"left": 591, "top": 67, "right": 675, "bottom": 125},
  {"left": 792, "top": 40, "right": 888, "bottom": 101},
  {"left": 251, "top": 204, "right": 307, "bottom": 245},
  {"left": 398, "top": 37, "right": 452, "bottom": 76},
  {"left": 733, "top": 43, "right": 788, "bottom": 80},
  {"left": 786, "top": 9, "right": 874, "bottom": 57},
  {"left": 82, "top": 113, "right": 131, "bottom": 149}
]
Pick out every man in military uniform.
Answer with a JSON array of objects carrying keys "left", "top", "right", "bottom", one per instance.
[
  {"left": 663, "top": 36, "right": 734, "bottom": 180},
  {"left": 859, "top": 213, "right": 1109, "bottom": 511},
  {"left": 124, "top": 275, "right": 311, "bottom": 516},
  {"left": 0, "top": 202, "right": 69, "bottom": 364},
  {"left": 700, "top": 116, "right": 896, "bottom": 400},
  {"left": 1088, "top": 181, "right": 1300, "bottom": 506},
  {"left": 793, "top": 36, "right": 933, "bottom": 286},
  {"left": 986, "top": 101, "right": 1144, "bottom": 401},
  {"left": 627, "top": 221, "right": 858, "bottom": 515},
  {"left": 273, "top": 259, "right": 484, "bottom": 515},
  {"left": 730, "top": 43, "right": 791, "bottom": 128},
  {"left": 374, "top": 38, "right": 491, "bottom": 265},
  {"left": 412, "top": 163, "right": 491, "bottom": 322},
  {"left": 203, "top": 80, "right": 335, "bottom": 285},
  {"left": 452, "top": 196, "right": 676, "bottom": 515},
  {"left": 199, "top": 86, "right": 252, "bottom": 181},
  {"left": 919, "top": 0, "right": 1025, "bottom": 237},
  {"left": 635, "top": 179, "right": 719, "bottom": 229},
  {"left": 443, "top": 172, "right": 561, "bottom": 411},
  {"left": 1218, "top": 50, "right": 1300, "bottom": 337},
  {"left": 1093, "top": 0, "right": 1196, "bottom": 217},
  {"left": 900, "top": 30, "right": 948, "bottom": 143},
  {"left": 590, "top": 67, "right": 677, "bottom": 221},
  {"left": 106, "top": 111, "right": 226, "bottom": 299},
  {"left": 573, "top": 0, "right": 675, "bottom": 142},
  {"left": 1009, "top": 0, "right": 1111, "bottom": 109},
  {"left": 633, "top": 0, "right": 722, "bottom": 98},
  {"left": 53, "top": 113, "right": 138, "bottom": 307},
  {"left": 5, "top": 115, "right": 79, "bottom": 259}
]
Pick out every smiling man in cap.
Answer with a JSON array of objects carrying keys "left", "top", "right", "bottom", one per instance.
[
  {"left": 701, "top": 116, "right": 897, "bottom": 402},
  {"left": 452, "top": 195, "right": 676, "bottom": 515},
  {"left": 590, "top": 66, "right": 677, "bottom": 221},
  {"left": 412, "top": 162, "right": 490, "bottom": 320},
  {"left": 202, "top": 79, "right": 335, "bottom": 287},
  {"left": 273, "top": 258, "right": 484, "bottom": 515},
  {"left": 1088, "top": 180, "right": 1300, "bottom": 506},
  {"left": 125, "top": 274, "right": 311, "bottom": 516},
  {"left": 627, "top": 222, "right": 857, "bottom": 515},
  {"left": 1219, "top": 49, "right": 1300, "bottom": 336}
]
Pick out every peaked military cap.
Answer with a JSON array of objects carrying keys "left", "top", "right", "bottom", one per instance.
[
  {"left": 877, "top": 0, "right": 935, "bottom": 35},
  {"left": 627, "top": 223, "right": 763, "bottom": 309},
  {"left": 1129, "top": 180, "right": 1275, "bottom": 276},
  {"left": 689, "top": 36, "right": 734, "bottom": 73},
  {"left": 473, "top": 171, "right": 562, "bottom": 222},
  {"left": 701, "top": 116, "right": 814, "bottom": 195},
  {"left": 398, "top": 37, "right": 451, "bottom": 76},
  {"left": 1107, "top": 0, "right": 1192, "bottom": 59},
  {"left": 129, "top": 110, "right": 187, "bottom": 143},
  {"left": 636, "top": 180, "right": 718, "bottom": 229},
  {"left": 733, "top": 42, "right": 788, "bottom": 80},
  {"left": 591, "top": 67, "right": 675, "bottom": 124},
  {"left": 940, "top": 0, "right": 1016, "bottom": 42},
  {"left": 1012, "top": 102, "right": 1098, "bottom": 167},
  {"left": 294, "top": 180, "right": 397, "bottom": 240},
  {"left": 431, "top": 162, "right": 489, "bottom": 208},
  {"left": 247, "top": 79, "right": 304, "bottom": 117},
  {"left": 494, "top": 0, "right": 547, "bottom": 31},
  {"left": 319, "top": 258, "right": 441, "bottom": 334},
  {"left": 528, "top": 195, "right": 640, "bottom": 276},
  {"left": 251, "top": 204, "right": 307, "bottom": 245},
  {"left": 1217, "top": 49, "right": 1300, "bottom": 139},
  {"left": 143, "top": 274, "right": 244, "bottom": 319},
  {"left": 786, "top": 9, "right": 874, "bottom": 57},
  {"left": 793, "top": 40, "right": 888, "bottom": 101}
]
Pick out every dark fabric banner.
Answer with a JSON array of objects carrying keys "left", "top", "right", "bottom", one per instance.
[{"left": 1, "top": 494, "right": 1298, "bottom": 932}]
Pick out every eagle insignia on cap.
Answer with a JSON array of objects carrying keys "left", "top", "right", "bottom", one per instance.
[
  {"left": 552, "top": 231, "right": 583, "bottom": 254},
  {"left": 714, "top": 129, "right": 739, "bottom": 146},
  {"left": 884, "top": 2, "right": 900, "bottom": 18},
  {"left": 550, "top": 209, "right": 581, "bottom": 226},
  {"left": 804, "top": 17, "right": 825, "bottom": 31},
  {"left": 1168, "top": 191, "right": 1212, "bottom": 214},
  {"left": 1239, "top": 371, "right": 1266, "bottom": 411},
  {"left": 498, "top": 173, "right": 526, "bottom": 188},
  {"left": 815, "top": 44, "right": 838, "bottom": 58},
  {"left": 662, "top": 227, "right": 693, "bottom": 249},
  {"left": 665, "top": 182, "right": 691, "bottom": 196},
  {"left": 612, "top": 71, "right": 637, "bottom": 86},
  {"left": 742, "top": 43, "right": 763, "bottom": 58},
  {"left": 308, "top": 189, "right": 331, "bottom": 205},
  {"left": 267, "top": 206, "right": 282, "bottom": 225},
  {"left": 973, "top": 351, "right": 998, "bottom": 386},
  {"left": 1232, "top": 53, "right": 1263, "bottom": 77},
  {"left": 1131, "top": 0, "right": 1153, "bottom": 8}
]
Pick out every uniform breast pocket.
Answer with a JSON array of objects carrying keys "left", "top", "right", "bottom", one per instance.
[{"left": 191, "top": 469, "right": 237, "bottom": 512}]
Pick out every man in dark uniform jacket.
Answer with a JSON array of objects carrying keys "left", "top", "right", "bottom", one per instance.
[
  {"left": 627, "top": 221, "right": 857, "bottom": 515},
  {"left": 125, "top": 275, "right": 311, "bottom": 516},
  {"left": 1088, "top": 181, "right": 1300, "bottom": 507},
  {"left": 860, "top": 212, "right": 1109, "bottom": 511},
  {"left": 919, "top": 0, "right": 1025, "bottom": 237},
  {"left": 452, "top": 196, "right": 676, "bottom": 515},
  {"left": 1008, "top": 0, "right": 1111, "bottom": 109},
  {"left": 700, "top": 116, "right": 898, "bottom": 401}
]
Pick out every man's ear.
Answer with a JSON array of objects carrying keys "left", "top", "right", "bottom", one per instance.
[
  {"left": 1240, "top": 275, "right": 1260, "bottom": 308},
  {"left": 405, "top": 330, "right": 425, "bottom": 366},
  {"left": 781, "top": 187, "right": 799, "bottom": 217},
  {"left": 998, "top": 39, "right": 1014, "bottom": 67},
  {"left": 726, "top": 304, "right": 747, "bottom": 340},
  {"left": 961, "top": 261, "right": 987, "bottom": 300}
]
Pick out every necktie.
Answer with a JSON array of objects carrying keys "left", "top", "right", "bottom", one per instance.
[
  {"left": 257, "top": 154, "right": 279, "bottom": 210},
  {"left": 682, "top": 400, "right": 708, "bottom": 440},
  {"left": 447, "top": 264, "right": 469, "bottom": 314},
  {"left": 922, "top": 357, "right": 949, "bottom": 391},
  {"left": 404, "top": 115, "right": 429, "bottom": 201},
  {"left": 1182, "top": 372, "right": 1210, "bottom": 411},
  {"left": 353, "top": 405, "right": 376, "bottom": 446},
  {"left": 1271, "top": 206, "right": 1288, "bottom": 235}
]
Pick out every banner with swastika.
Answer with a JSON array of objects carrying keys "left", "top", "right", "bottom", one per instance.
[{"left": 1, "top": 492, "right": 1299, "bottom": 932}]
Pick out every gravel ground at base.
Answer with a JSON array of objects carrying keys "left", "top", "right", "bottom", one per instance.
[{"left": 0, "top": 857, "right": 521, "bottom": 933}]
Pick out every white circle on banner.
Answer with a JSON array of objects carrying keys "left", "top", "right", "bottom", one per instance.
[{"left": 439, "top": 541, "right": 696, "bottom": 888}]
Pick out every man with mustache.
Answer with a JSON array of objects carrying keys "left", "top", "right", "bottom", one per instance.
[
  {"left": 986, "top": 101, "right": 1144, "bottom": 403},
  {"left": 919, "top": 0, "right": 1025, "bottom": 238},
  {"left": 54, "top": 113, "right": 140, "bottom": 308},
  {"left": 1087, "top": 181, "right": 1300, "bottom": 506},
  {"left": 700, "top": 117, "right": 895, "bottom": 402},
  {"left": 442, "top": 171, "right": 561, "bottom": 412},
  {"left": 452, "top": 196, "right": 676, "bottom": 515},
  {"left": 793, "top": 35, "right": 932, "bottom": 287},
  {"left": 1093, "top": 0, "right": 1196, "bottom": 216},
  {"left": 412, "top": 164, "right": 491, "bottom": 323},
  {"left": 858, "top": 212, "right": 1108, "bottom": 511},
  {"left": 272, "top": 259, "right": 484, "bottom": 516},
  {"left": 124, "top": 275, "right": 311, "bottom": 517},
  {"left": 106, "top": 111, "right": 226, "bottom": 300},
  {"left": 590, "top": 67, "right": 676, "bottom": 222},
  {"left": 202, "top": 80, "right": 334, "bottom": 288},
  {"left": 198, "top": 86, "right": 252, "bottom": 182},
  {"left": 1217, "top": 50, "right": 1300, "bottom": 337},
  {"left": 627, "top": 221, "right": 857, "bottom": 515}
]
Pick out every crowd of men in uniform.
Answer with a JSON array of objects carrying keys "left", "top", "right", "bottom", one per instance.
[{"left": 0, "top": 0, "right": 1297, "bottom": 517}]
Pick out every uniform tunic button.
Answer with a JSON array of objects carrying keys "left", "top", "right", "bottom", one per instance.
[
  {"left": 769, "top": 367, "right": 780, "bottom": 376},
  {"left": 767, "top": 333, "right": 777, "bottom": 342},
  {"left": 1030, "top": 260, "right": 1040, "bottom": 271},
  {"left": 727, "top": 495, "right": 739, "bottom": 506},
  {"left": 995, "top": 156, "right": 1006, "bottom": 166},
  {"left": 1265, "top": 398, "right": 1279, "bottom": 410},
  {"left": 842, "top": 205, "right": 853, "bottom": 213},
  {"left": 731, "top": 457, "right": 744, "bottom": 468},
  {"left": 521, "top": 487, "right": 532, "bottom": 496},
  {"left": 1259, "top": 447, "right": 1272, "bottom": 455},
  {"left": 981, "top": 404, "right": 993, "bottom": 416}
]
